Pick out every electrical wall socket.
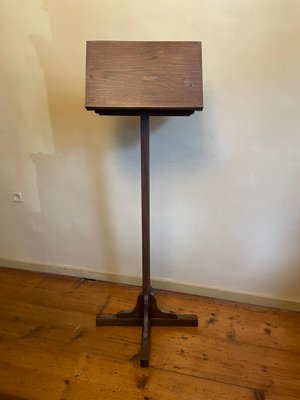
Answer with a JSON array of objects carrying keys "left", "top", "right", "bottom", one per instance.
[{"left": 12, "top": 192, "right": 23, "bottom": 202}]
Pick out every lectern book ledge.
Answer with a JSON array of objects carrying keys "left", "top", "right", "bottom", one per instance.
[
  {"left": 85, "top": 40, "right": 202, "bottom": 367},
  {"left": 85, "top": 41, "right": 203, "bottom": 116}
]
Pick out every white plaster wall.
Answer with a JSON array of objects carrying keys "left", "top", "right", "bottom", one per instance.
[{"left": 0, "top": 0, "right": 299, "bottom": 301}]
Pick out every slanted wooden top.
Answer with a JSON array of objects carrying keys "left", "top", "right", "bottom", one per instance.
[{"left": 85, "top": 41, "right": 203, "bottom": 116}]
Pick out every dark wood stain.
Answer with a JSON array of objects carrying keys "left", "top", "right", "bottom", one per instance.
[
  {"left": 21, "top": 325, "right": 42, "bottom": 339},
  {"left": 226, "top": 329, "right": 236, "bottom": 342},
  {"left": 206, "top": 317, "right": 217, "bottom": 325},
  {"left": 264, "top": 328, "right": 272, "bottom": 336},
  {"left": 0, "top": 395, "right": 28, "bottom": 400},
  {"left": 254, "top": 389, "right": 265, "bottom": 400},
  {"left": 136, "top": 374, "right": 149, "bottom": 389},
  {"left": 129, "top": 354, "right": 139, "bottom": 365}
]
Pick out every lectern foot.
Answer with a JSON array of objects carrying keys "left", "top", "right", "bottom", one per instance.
[
  {"left": 96, "top": 291, "right": 198, "bottom": 367},
  {"left": 140, "top": 294, "right": 150, "bottom": 367},
  {"left": 96, "top": 293, "right": 145, "bottom": 326}
]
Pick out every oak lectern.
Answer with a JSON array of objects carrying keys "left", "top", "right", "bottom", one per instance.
[{"left": 85, "top": 41, "right": 203, "bottom": 367}]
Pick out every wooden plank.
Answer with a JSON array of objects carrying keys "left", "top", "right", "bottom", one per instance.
[
  {"left": 0, "top": 296, "right": 299, "bottom": 398},
  {"left": 0, "top": 268, "right": 44, "bottom": 296},
  {"left": 155, "top": 291, "right": 300, "bottom": 354},
  {"left": 0, "top": 268, "right": 299, "bottom": 354},
  {"left": 85, "top": 41, "right": 203, "bottom": 110},
  {"left": 0, "top": 343, "right": 255, "bottom": 400},
  {"left": 267, "top": 393, "right": 299, "bottom": 400},
  {"left": 150, "top": 329, "right": 300, "bottom": 398},
  {"left": 1, "top": 332, "right": 298, "bottom": 400},
  {"left": 27, "top": 275, "right": 300, "bottom": 354},
  {"left": 0, "top": 267, "right": 299, "bottom": 399}
]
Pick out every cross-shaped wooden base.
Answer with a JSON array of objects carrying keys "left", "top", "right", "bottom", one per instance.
[
  {"left": 95, "top": 114, "right": 198, "bottom": 367},
  {"left": 96, "top": 290, "right": 198, "bottom": 367}
]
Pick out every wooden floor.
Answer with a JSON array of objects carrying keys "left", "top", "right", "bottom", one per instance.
[{"left": 0, "top": 267, "right": 299, "bottom": 400}]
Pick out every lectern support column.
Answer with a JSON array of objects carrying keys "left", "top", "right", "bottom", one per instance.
[
  {"left": 140, "top": 114, "right": 151, "bottom": 296},
  {"left": 96, "top": 114, "right": 198, "bottom": 368}
]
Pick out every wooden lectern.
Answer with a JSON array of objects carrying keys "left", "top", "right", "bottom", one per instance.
[{"left": 85, "top": 41, "right": 203, "bottom": 367}]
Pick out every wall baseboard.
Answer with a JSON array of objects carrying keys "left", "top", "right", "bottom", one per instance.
[{"left": 0, "top": 257, "right": 299, "bottom": 311}]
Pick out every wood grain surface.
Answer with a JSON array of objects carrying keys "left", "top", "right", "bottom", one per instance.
[
  {"left": 85, "top": 41, "right": 203, "bottom": 111},
  {"left": 0, "top": 267, "right": 299, "bottom": 400}
]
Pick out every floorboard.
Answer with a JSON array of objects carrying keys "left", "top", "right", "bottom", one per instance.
[{"left": 0, "top": 267, "right": 299, "bottom": 400}]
